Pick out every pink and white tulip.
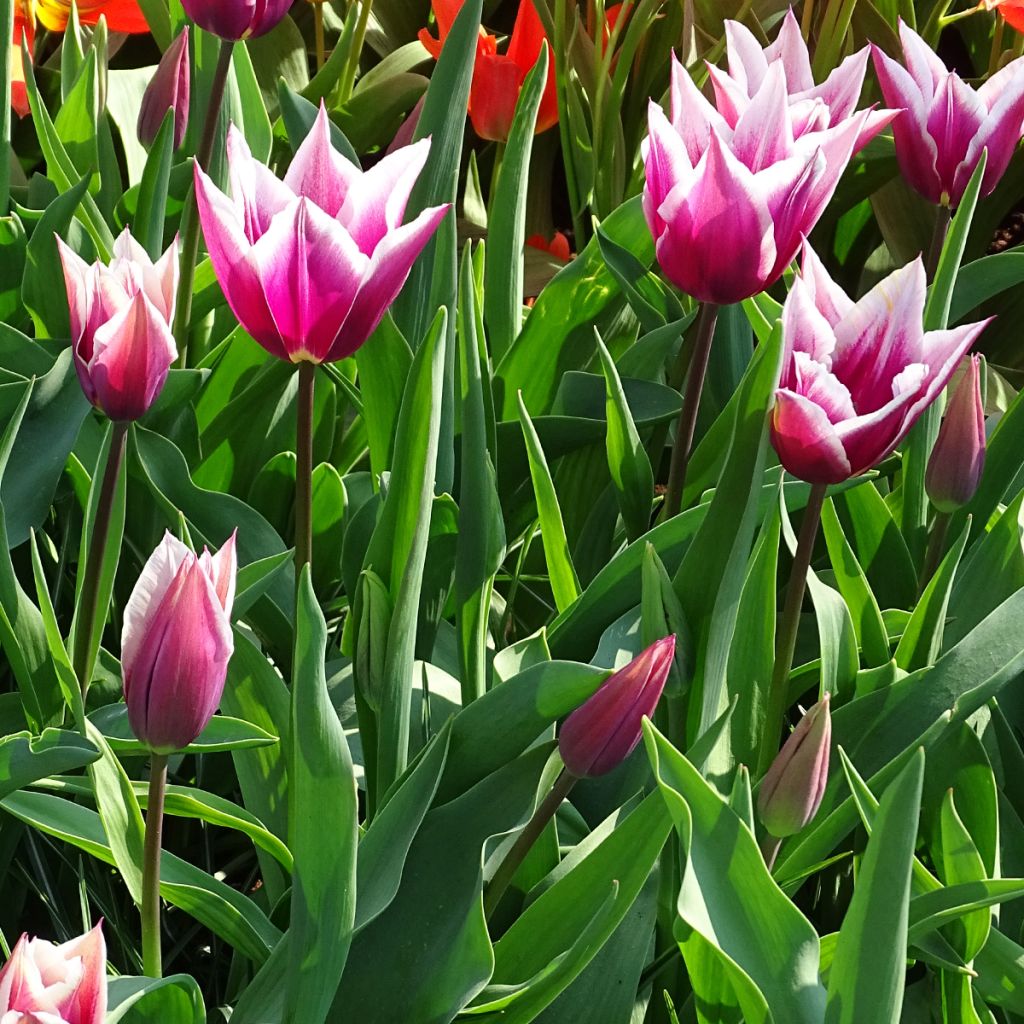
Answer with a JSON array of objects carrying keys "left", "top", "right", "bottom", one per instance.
[
  {"left": 0, "top": 924, "right": 106, "bottom": 1024},
  {"left": 872, "top": 22, "right": 1024, "bottom": 207},
  {"left": 644, "top": 42, "right": 891, "bottom": 305},
  {"left": 771, "top": 244, "right": 990, "bottom": 484},
  {"left": 180, "top": 0, "right": 292, "bottom": 41},
  {"left": 122, "top": 531, "right": 237, "bottom": 753},
  {"left": 194, "top": 104, "right": 449, "bottom": 364},
  {"left": 58, "top": 230, "right": 178, "bottom": 421}
]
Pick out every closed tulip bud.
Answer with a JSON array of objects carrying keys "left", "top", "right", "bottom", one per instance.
[
  {"left": 559, "top": 636, "right": 675, "bottom": 778},
  {"left": 926, "top": 355, "right": 986, "bottom": 513},
  {"left": 57, "top": 229, "right": 179, "bottom": 422},
  {"left": 180, "top": 0, "right": 292, "bottom": 40},
  {"left": 138, "top": 26, "right": 190, "bottom": 150},
  {"left": 121, "top": 531, "right": 237, "bottom": 754},
  {"left": 758, "top": 695, "right": 831, "bottom": 838},
  {"left": 0, "top": 923, "right": 106, "bottom": 1024}
]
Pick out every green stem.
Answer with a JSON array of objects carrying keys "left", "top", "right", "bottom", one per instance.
[
  {"left": 925, "top": 203, "right": 952, "bottom": 282},
  {"left": 141, "top": 753, "right": 169, "bottom": 979},
  {"left": 172, "top": 38, "right": 235, "bottom": 367},
  {"left": 553, "top": 0, "right": 586, "bottom": 248},
  {"left": 484, "top": 768, "right": 577, "bottom": 918},
  {"left": 756, "top": 483, "right": 827, "bottom": 778},
  {"left": 800, "top": 0, "right": 814, "bottom": 39},
  {"left": 338, "top": 0, "right": 374, "bottom": 102},
  {"left": 663, "top": 302, "right": 719, "bottom": 518},
  {"left": 639, "top": 941, "right": 682, "bottom": 990},
  {"left": 989, "top": 16, "right": 1006, "bottom": 76},
  {"left": 919, "top": 510, "right": 951, "bottom": 596},
  {"left": 295, "top": 361, "right": 317, "bottom": 579},
  {"left": 312, "top": 0, "right": 326, "bottom": 71},
  {"left": 71, "top": 421, "right": 128, "bottom": 697}
]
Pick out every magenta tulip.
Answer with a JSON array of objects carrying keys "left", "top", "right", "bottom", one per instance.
[
  {"left": 180, "top": 0, "right": 292, "bottom": 40},
  {"left": 194, "top": 104, "right": 448, "bottom": 364},
  {"left": 0, "top": 923, "right": 106, "bottom": 1024},
  {"left": 559, "top": 636, "right": 675, "bottom": 778},
  {"left": 926, "top": 354, "right": 986, "bottom": 512},
  {"left": 872, "top": 22, "right": 1024, "bottom": 207},
  {"left": 770, "top": 244, "right": 990, "bottom": 484},
  {"left": 58, "top": 229, "right": 178, "bottom": 422},
  {"left": 643, "top": 23, "right": 894, "bottom": 305},
  {"left": 758, "top": 695, "right": 831, "bottom": 838},
  {"left": 138, "top": 26, "right": 190, "bottom": 150},
  {"left": 122, "top": 531, "right": 237, "bottom": 753}
]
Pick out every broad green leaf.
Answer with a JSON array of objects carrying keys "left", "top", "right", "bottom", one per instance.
[
  {"left": 356, "top": 314, "right": 413, "bottom": 480},
  {"left": 134, "top": 113, "right": 176, "bottom": 260},
  {"left": 106, "top": 974, "right": 206, "bottom": 1024},
  {"left": 89, "top": 704, "right": 278, "bottom": 754},
  {"left": 938, "top": 790, "right": 990, "bottom": 960},
  {"left": 0, "top": 729, "right": 98, "bottom": 800}
]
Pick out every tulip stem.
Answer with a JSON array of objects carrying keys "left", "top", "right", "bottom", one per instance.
[
  {"left": 71, "top": 420, "right": 129, "bottom": 698},
  {"left": 925, "top": 203, "right": 951, "bottom": 283},
  {"left": 756, "top": 482, "right": 827, "bottom": 779},
  {"left": 484, "top": 767, "right": 578, "bottom": 919},
  {"left": 172, "top": 38, "right": 235, "bottom": 367},
  {"left": 141, "top": 753, "right": 168, "bottom": 979},
  {"left": 313, "top": 0, "right": 326, "bottom": 71},
  {"left": 295, "top": 361, "right": 316, "bottom": 579},
  {"left": 800, "top": 0, "right": 814, "bottom": 40},
  {"left": 663, "top": 302, "right": 718, "bottom": 519},
  {"left": 989, "top": 18, "right": 1005, "bottom": 76},
  {"left": 919, "top": 510, "right": 951, "bottom": 596}
]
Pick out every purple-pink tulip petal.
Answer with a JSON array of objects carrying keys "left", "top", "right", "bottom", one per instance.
[
  {"left": 559, "top": 636, "right": 675, "bottom": 778},
  {"left": 0, "top": 923, "right": 106, "bottom": 1024},
  {"left": 138, "top": 26, "right": 190, "bottom": 149},
  {"left": 926, "top": 354, "right": 986, "bottom": 512},
  {"left": 180, "top": 0, "right": 293, "bottom": 41},
  {"left": 194, "top": 104, "right": 449, "bottom": 364},
  {"left": 122, "top": 531, "right": 237, "bottom": 753},
  {"left": 771, "top": 244, "right": 991, "bottom": 484}
]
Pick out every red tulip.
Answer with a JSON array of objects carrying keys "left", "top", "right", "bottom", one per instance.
[
  {"left": 419, "top": 0, "right": 558, "bottom": 142},
  {"left": 527, "top": 231, "right": 571, "bottom": 261},
  {"left": 982, "top": 0, "right": 1024, "bottom": 31}
]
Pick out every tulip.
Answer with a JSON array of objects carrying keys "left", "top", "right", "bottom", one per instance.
[
  {"left": 138, "top": 26, "right": 190, "bottom": 150},
  {"left": 58, "top": 230, "right": 178, "bottom": 422},
  {"left": 559, "top": 635, "right": 675, "bottom": 778},
  {"left": 526, "top": 231, "right": 571, "bottom": 261},
  {"left": 193, "top": 104, "right": 448, "bottom": 364},
  {"left": 643, "top": 51, "right": 890, "bottom": 306},
  {"left": 926, "top": 354, "right": 986, "bottom": 513},
  {"left": 419, "top": 0, "right": 558, "bottom": 142},
  {"left": 871, "top": 22, "right": 1024, "bottom": 207},
  {"left": 758, "top": 694, "right": 831, "bottom": 838},
  {"left": 121, "top": 530, "right": 237, "bottom": 753},
  {"left": 0, "top": 923, "right": 106, "bottom": 1024},
  {"left": 180, "top": 0, "right": 292, "bottom": 40},
  {"left": 981, "top": 0, "right": 1024, "bottom": 32},
  {"left": 770, "top": 243, "right": 990, "bottom": 484}
]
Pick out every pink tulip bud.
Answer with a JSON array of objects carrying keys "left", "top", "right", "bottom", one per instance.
[
  {"left": 559, "top": 636, "right": 675, "bottom": 778},
  {"left": 758, "top": 695, "right": 831, "bottom": 838},
  {"left": 770, "top": 243, "right": 990, "bottom": 484},
  {"left": 872, "top": 21, "right": 1024, "bottom": 207},
  {"left": 121, "top": 531, "right": 237, "bottom": 753},
  {"left": 138, "top": 26, "right": 190, "bottom": 150},
  {"left": 193, "top": 103, "right": 448, "bottom": 364},
  {"left": 180, "top": 0, "right": 293, "bottom": 40},
  {"left": 57, "top": 229, "right": 179, "bottom": 422},
  {"left": 0, "top": 923, "right": 106, "bottom": 1024},
  {"left": 926, "top": 355, "right": 986, "bottom": 513}
]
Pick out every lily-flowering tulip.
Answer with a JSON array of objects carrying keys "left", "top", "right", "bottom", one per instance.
[
  {"left": 758, "top": 695, "right": 831, "bottom": 838},
  {"left": 643, "top": 44, "right": 889, "bottom": 305},
  {"left": 122, "top": 531, "right": 237, "bottom": 753},
  {"left": 0, "top": 923, "right": 106, "bottom": 1024},
  {"left": 559, "top": 636, "right": 675, "bottom": 777},
  {"left": 419, "top": 0, "right": 558, "bottom": 142},
  {"left": 194, "top": 105, "right": 448, "bottom": 363},
  {"left": 138, "top": 26, "right": 190, "bottom": 149},
  {"left": 527, "top": 231, "right": 571, "bottom": 261},
  {"left": 981, "top": 0, "right": 1024, "bottom": 31},
  {"left": 58, "top": 230, "right": 178, "bottom": 422},
  {"left": 926, "top": 354, "right": 986, "bottom": 512},
  {"left": 180, "top": 0, "right": 292, "bottom": 40},
  {"left": 872, "top": 21, "right": 1024, "bottom": 207},
  {"left": 771, "top": 244, "right": 990, "bottom": 484}
]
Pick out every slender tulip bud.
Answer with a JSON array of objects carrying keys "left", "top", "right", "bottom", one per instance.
[
  {"left": 138, "top": 26, "right": 191, "bottom": 150},
  {"left": 180, "top": 0, "right": 293, "bottom": 41},
  {"left": 926, "top": 355, "right": 986, "bottom": 513},
  {"left": 0, "top": 923, "right": 106, "bottom": 1024},
  {"left": 758, "top": 695, "right": 831, "bottom": 838},
  {"left": 57, "top": 229, "right": 179, "bottom": 422},
  {"left": 121, "top": 531, "right": 237, "bottom": 753},
  {"left": 559, "top": 636, "right": 675, "bottom": 778}
]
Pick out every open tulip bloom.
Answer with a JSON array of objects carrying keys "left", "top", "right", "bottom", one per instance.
[
  {"left": 771, "top": 244, "right": 990, "bottom": 485},
  {"left": 58, "top": 229, "right": 179, "bottom": 422},
  {"left": 180, "top": 0, "right": 292, "bottom": 40},
  {"left": 194, "top": 105, "right": 449, "bottom": 364},
  {"left": 643, "top": 20, "right": 895, "bottom": 305},
  {"left": 872, "top": 21, "right": 1024, "bottom": 207}
]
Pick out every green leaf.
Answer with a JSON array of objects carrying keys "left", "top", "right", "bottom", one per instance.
[
  {"left": 89, "top": 704, "right": 278, "bottom": 754},
  {"left": 825, "top": 750, "right": 925, "bottom": 1024},
  {"left": 938, "top": 789, "right": 990, "bottom": 961},
  {"left": 135, "top": 113, "right": 176, "bottom": 260},
  {"left": 106, "top": 974, "right": 206, "bottom": 1024},
  {"left": 356, "top": 314, "right": 413, "bottom": 480},
  {"left": 484, "top": 44, "right": 549, "bottom": 361},
  {"left": 54, "top": 48, "right": 99, "bottom": 182},
  {"left": 0, "top": 729, "right": 99, "bottom": 800},
  {"left": 287, "top": 568, "right": 358, "bottom": 1024}
]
